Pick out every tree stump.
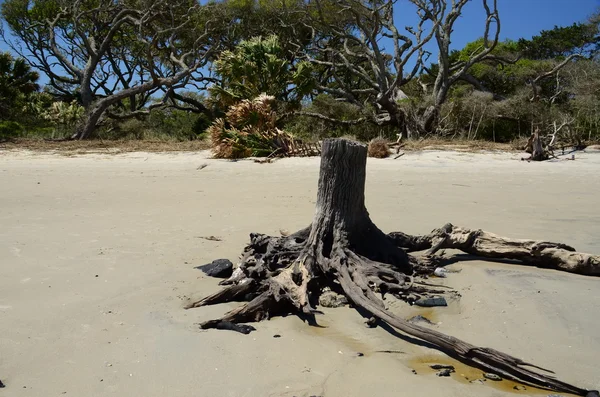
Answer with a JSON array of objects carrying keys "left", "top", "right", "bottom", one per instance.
[
  {"left": 187, "top": 138, "right": 598, "bottom": 396},
  {"left": 526, "top": 128, "right": 549, "bottom": 161}
]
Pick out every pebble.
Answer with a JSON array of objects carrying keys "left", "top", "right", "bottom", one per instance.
[
  {"left": 365, "top": 317, "right": 377, "bottom": 328},
  {"left": 430, "top": 364, "right": 455, "bottom": 370},
  {"left": 436, "top": 368, "right": 453, "bottom": 377},
  {"left": 273, "top": 334, "right": 281, "bottom": 338},
  {"left": 483, "top": 373, "right": 502, "bottom": 381},
  {"left": 513, "top": 385, "right": 526, "bottom": 391},
  {"left": 414, "top": 297, "right": 448, "bottom": 307},
  {"left": 0, "top": 379, "right": 4, "bottom": 388},
  {"left": 196, "top": 259, "right": 233, "bottom": 278},
  {"left": 356, "top": 352, "right": 364, "bottom": 357},
  {"left": 319, "top": 291, "right": 348, "bottom": 308}
]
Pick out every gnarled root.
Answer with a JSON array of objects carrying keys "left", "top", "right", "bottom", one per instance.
[
  {"left": 188, "top": 227, "right": 597, "bottom": 396},
  {"left": 388, "top": 223, "right": 600, "bottom": 276}
]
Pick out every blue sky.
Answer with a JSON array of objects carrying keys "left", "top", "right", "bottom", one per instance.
[{"left": 442, "top": 0, "right": 598, "bottom": 50}]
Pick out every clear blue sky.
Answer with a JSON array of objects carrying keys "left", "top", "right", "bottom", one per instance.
[
  {"left": 441, "top": 0, "right": 599, "bottom": 50},
  {"left": 0, "top": 0, "right": 598, "bottom": 84}
]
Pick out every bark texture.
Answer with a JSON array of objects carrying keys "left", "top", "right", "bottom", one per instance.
[{"left": 187, "top": 138, "right": 598, "bottom": 396}]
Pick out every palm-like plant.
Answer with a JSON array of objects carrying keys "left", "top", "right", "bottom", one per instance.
[
  {"left": 0, "top": 51, "right": 40, "bottom": 119},
  {"left": 210, "top": 35, "right": 314, "bottom": 109}
]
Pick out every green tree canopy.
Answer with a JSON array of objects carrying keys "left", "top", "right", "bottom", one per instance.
[{"left": 0, "top": 51, "right": 40, "bottom": 120}]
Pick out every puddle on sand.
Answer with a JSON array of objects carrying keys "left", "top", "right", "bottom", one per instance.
[
  {"left": 406, "top": 307, "right": 439, "bottom": 323},
  {"left": 407, "top": 355, "right": 577, "bottom": 396}
]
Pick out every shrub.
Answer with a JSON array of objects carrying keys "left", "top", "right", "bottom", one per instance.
[
  {"left": 367, "top": 137, "right": 390, "bottom": 158},
  {"left": 0, "top": 120, "right": 24, "bottom": 141}
]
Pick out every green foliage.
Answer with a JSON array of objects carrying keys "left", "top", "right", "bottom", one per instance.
[
  {"left": 148, "top": 109, "right": 209, "bottom": 140},
  {"left": 518, "top": 22, "right": 599, "bottom": 60},
  {"left": 210, "top": 35, "right": 314, "bottom": 109},
  {"left": 0, "top": 51, "right": 40, "bottom": 120},
  {"left": 0, "top": 120, "right": 24, "bottom": 141}
]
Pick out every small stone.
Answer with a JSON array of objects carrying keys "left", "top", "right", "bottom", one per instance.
[
  {"left": 107, "top": 363, "right": 112, "bottom": 367},
  {"left": 414, "top": 297, "right": 448, "bottom": 307},
  {"left": 483, "top": 373, "right": 502, "bottom": 381},
  {"left": 0, "top": 379, "right": 5, "bottom": 388},
  {"left": 356, "top": 352, "right": 364, "bottom": 357},
  {"left": 411, "top": 369, "right": 417, "bottom": 375},
  {"left": 365, "top": 317, "right": 377, "bottom": 328},
  {"left": 513, "top": 385, "right": 526, "bottom": 391},
  {"left": 436, "top": 368, "right": 453, "bottom": 377},
  {"left": 408, "top": 315, "right": 436, "bottom": 325},
  {"left": 430, "top": 364, "right": 455, "bottom": 371},
  {"left": 196, "top": 259, "right": 233, "bottom": 278},
  {"left": 273, "top": 334, "right": 281, "bottom": 338},
  {"left": 319, "top": 291, "right": 348, "bottom": 308},
  {"left": 470, "top": 379, "right": 485, "bottom": 385},
  {"left": 95, "top": 275, "right": 99, "bottom": 278}
]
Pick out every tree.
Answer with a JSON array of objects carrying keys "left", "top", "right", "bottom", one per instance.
[
  {"left": 0, "top": 51, "right": 40, "bottom": 120},
  {"left": 517, "top": 21, "right": 599, "bottom": 60},
  {"left": 187, "top": 138, "right": 599, "bottom": 396},
  {"left": 416, "top": 0, "right": 510, "bottom": 134},
  {"left": 1, "top": 0, "right": 230, "bottom": 139},
  {"left": 302, "top": 0, "right": 441, "bottom": 135}
]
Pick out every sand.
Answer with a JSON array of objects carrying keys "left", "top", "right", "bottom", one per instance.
[{"left": 1, "top": 148, "right": 599, "bottom": 397}]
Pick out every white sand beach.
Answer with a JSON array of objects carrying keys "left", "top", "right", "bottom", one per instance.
[{"left": 1, "top": 148, "right": 599, "bottom": 397}]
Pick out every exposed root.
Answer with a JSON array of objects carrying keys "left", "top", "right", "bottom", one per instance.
[
  {"left": 389, "top": 223, "right": 600, "bottom": 276},
  {"left": 188, "top": 225, "right": 598, "bottom": 396},
  {"left": 187, "top": 139, "right": 597, "bottom": 396}
]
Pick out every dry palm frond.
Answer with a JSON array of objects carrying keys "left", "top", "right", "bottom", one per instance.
[
  {"left": 209, "top": 94, "right": 319, "bottom": 159},
  {"left": 368, "top": 137, "right": 391, "bottom": 158}
]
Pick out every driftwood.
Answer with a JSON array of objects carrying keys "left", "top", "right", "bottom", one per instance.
[{"left": 187, "top": 138, "right": 598, "bottom": 396}]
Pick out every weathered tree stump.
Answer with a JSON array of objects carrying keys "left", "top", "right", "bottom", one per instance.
[
  {"left": 525, "top": 128, "right": 550, "bottom": 161},
  {"left": 187, "top": 138, "right": 598, "bottom": 396}
]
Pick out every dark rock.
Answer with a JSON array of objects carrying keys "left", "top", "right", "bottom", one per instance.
[
  {"left": 197, "top": 259, "right": 233, "bottom": 278},
  {"left": 318, "top": 291, "right": 348, "bottom": 308},
  {"left": 414, "top": 297, "right": 447, "bottom": 307},
  {"left": 436, "top": 368, "right": 453, "bottom": 377},
  {"left": 0, "top": 379, "right": 4, "bottom": 388},
  {"left": 409, "top": 315, "right": 436, "bottom": 325},
  {"left": 273, "top": 334, "right": 281, "bottom": 338},
  {"left": 365, "top": 317, "right": 377, "bottom": 328},
  {"left": 430, "top": 364, "right": 455, "bottom": 371},
  {"left": 212, "top": 320, "right": 256, "bottom": 334},
  {"left": 356, "top": 352, "right": 364, "bottom": 357},
  {"left": 483, "top": 373, "right": 502, "bottom": 381},
  {"left": 411, "top": 369, "right": 417, "bottom": 375}
]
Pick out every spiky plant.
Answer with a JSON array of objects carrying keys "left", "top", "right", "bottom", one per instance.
[
  {"left": 368, "top": 137, "right": 390, "bottom": 158},
  {"left": 208, "top": 95, "right": 299, "bottom": 159}
]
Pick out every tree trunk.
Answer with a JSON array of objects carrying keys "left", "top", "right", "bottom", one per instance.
[
  {"left": 531, "top": 130, "right": 548, "bottom": 161},
  {"left": 187, "top": 138, "right": 598, "bottom": 397},
  {"left": 524, "top": 129, "right": 549, "bottom": 161},
  {"left": 305, "top": 139, "right": 409, "bottom": 268},
  {"left": 71, "top": 102, "right": 108, "bottom": 140},
  {"left": 420, "top": 105, "right": 439, "bottom": 134}
]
